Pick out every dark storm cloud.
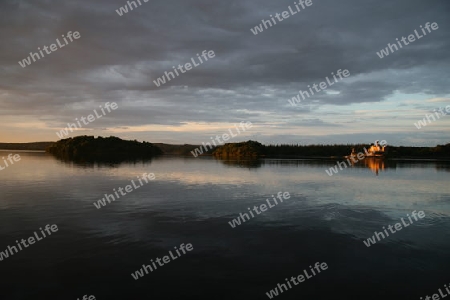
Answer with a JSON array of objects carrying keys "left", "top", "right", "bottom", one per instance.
[{"left": 0, "top": 0, "right": 449, "bottom": 144}]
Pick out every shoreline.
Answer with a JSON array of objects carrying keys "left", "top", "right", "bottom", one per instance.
[{"left": 2, "top": 150, "right": 450, "bottom": 161}]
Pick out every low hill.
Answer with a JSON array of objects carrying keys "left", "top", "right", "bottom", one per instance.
[
  {"left": 213, "top": 141, "right": 264, "bottom": 158},
  {"left": 46, "top": 136, "right": 162, "bottom": 162},
  {"left": 0, "top": 142, "right": 54, "bottom": 151}
]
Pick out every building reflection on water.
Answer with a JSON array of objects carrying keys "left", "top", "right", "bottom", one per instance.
[
  {"left": 347, "top": 157, "right": 393, "bottom": 176},
  {"left": 362, "top": 158, "right": 385, "bottom": 176},
  {"left": 214, "top": 157, "right": 450, "bottom": 177}
]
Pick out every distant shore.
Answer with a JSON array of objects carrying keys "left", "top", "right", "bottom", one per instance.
[
  {"left": 1, "top": 139, "right": 449, "bottom": 160},
  {"left": 0, "top": 142, "right": 54, "bottom": 151}
]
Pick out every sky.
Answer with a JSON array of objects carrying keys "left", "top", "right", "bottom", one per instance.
[{"left": 0, "top": 0, "right": 449, "bottom": 146}]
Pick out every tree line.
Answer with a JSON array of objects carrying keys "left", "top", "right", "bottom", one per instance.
[{"left": 212, "top": 141, "right": 450, "bottom": 158}]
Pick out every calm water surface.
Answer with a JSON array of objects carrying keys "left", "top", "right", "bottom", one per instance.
[{"left": 1, "top": 151, "right": 450, "bottom": 299}]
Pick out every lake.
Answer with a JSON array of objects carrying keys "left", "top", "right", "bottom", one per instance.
[{"left": 1, "top": 151, "right": 449, "bottom": 299}]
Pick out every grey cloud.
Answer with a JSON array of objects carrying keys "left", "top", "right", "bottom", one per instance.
[{"left": 0, "top": 0, "right": 449, "bottom": 145}]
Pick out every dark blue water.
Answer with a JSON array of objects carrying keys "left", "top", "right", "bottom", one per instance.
[{"left": 1, "top": 151, "right": 449, "bottom": 299}]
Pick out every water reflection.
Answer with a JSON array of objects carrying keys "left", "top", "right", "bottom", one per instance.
[
  {"left": 50, "top": 155, "right": 155, "bottom": 168},
  {"left": 213, "top": 157, "right": 450, "bottom": 176},
  {"left": 1, "top": 151, "right": 450, "bottom": 300},
  {"left": 363, "top": 158, "right": 385, "bottom": 175},
  {"left": 214, "top": 158, "right": 263, "bottom": 169}
]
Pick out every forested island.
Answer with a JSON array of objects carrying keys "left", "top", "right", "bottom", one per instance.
[
  {"left": 212, "top": 141, "right": 264, "bottom": 158},
  {"left": 46, "top": 136, "right": 162, "bottom": 162}
]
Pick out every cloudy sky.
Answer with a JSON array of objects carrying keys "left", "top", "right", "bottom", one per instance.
[{"left": 1, "top": 0, "right": 449, "bottom": 146}]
